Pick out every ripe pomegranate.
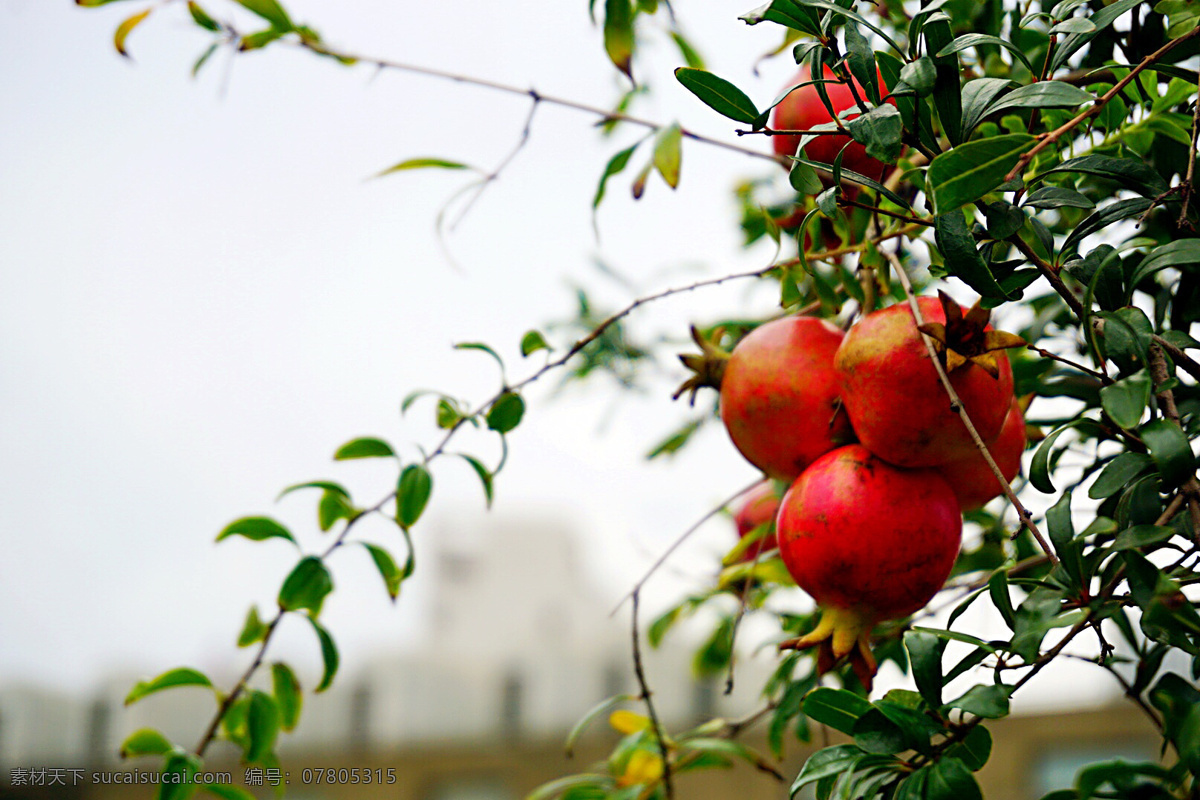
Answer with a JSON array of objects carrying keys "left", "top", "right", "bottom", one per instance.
[
  {"left": 776, "top": 444, "right": 962, "bottom": 689},
  {"left": 935, "top": 399, "right": 1027, "bottom": 512},
  {"left": 733, "top": 481, "right": 782, "bottom": 560},
  {"left": 835, "top": 293, "right": 1020, "bottom": 468},
  {"left": 771, "top": 65, "right": 889, "bottom": 178},
  {"left": 719, "top": 316, "right": 855, "bottom": 482}
]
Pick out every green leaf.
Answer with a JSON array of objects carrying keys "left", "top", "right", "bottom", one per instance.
[
  {"left": 934, "top": 209, "right": 1010, "bottom": 299},
  {"left": 945, "top": 684, "right": 1012, "bottom": 719},
  {"left": 1029, "top": 420, "right": 1082, "bottom": 493},
  {"left": 1023, "top": 186, "right": 1095, "bottom": 210},
  {"left": 739, "top": 0, "right": 823, "bottom": 37},
  {"left": 646, "top": 418, "right": 702, "bottom": 459},
  {"left": 896, "top": 57, "right": 937, "bottom": 96},
  {"left": 159, "top": 751, "right": 201, "bottom": 800},
  {"left": 669, "top": 30, "right": 705, "bottom": 69},
  {"left": 564, "top": 694, "right": 636, "bottom": 757},
  {"left": 456, "top": 453, "right": 494, "bottom": 508},
  {"left": 1126, "top": 240, "right": 1200, "bottom": 299},
  {"left": 652, "top": 123, "right": 682, "bottom": 189},
  {"left": 790, "top": 744, "right": 866, "bottom": 793},
  {"left": 1034, "top": 155, "right": 1170, "bottom": 199},
  {"left": 271, "top": 663, "right": 302, "bottom": 732},
  {"left": 396, "top": 464, "right": 433, "bottom": 528},
  {"left": 927, "top": 134, "right": 1035, "bottom": 215},
  {"left": 277, "top": 480, "right": 350, "bottom": 501},
  {"left": 187, "top": 2, "right": 221, "bottom": 30},
  {"left": 373, "top": 158, "right": 474, "bottom": 179},
  {"left": 945, "top": 725, "right": 992, "bottom": 771},
  {"left": 1062, "top": 198, "right": 1154, "bottom": 257},
  {"left": 852, "top": 708, "right": 910, "bottom": 754},
  {"left": 1090, "top": 453, "right": 1155, "bottom": 500},
  {"left": 802, "top": 687, "right": 873, "bottom": 735},
  {"left": 277, "top": 556, "right": 334, "bottom": 617},
  {"left": 847, "top": 105, "right": 903, "bottom": 162},
  {"left": 1100, "top": 370, "right": 1152, "bottom": 429},
  {"left": 960, "top": 78, "right": 1013, "bottom": 137},
  {"left": 904, "top": 631, "right": 944, "bottom": 709},
  {"left": 362, "top": 542, "right": 403, "bottom": 601},
  {"left": 76, "top": 0, "right": 142, "bottom": 5},
  {"left": 594, "top": 144, "right": 640, "bottom": 209},
  {"left": 486, "top": 391, "right": 525, "bottom": 434},
  {"left": 113, "top": 8, "right": 151, "bottom": 57},
  {"left": 603, "top": 0, "right": 634, "bottom": 80},
  {"left": 306, "top": 615, "right": 339, "bottom": 692},
  {"left": 988, "top": 571, "right": 1017, "bottom": 630},
  {"left": 317, "top": 490, "right": 356, "bottom": 532},
  {"left": 927, "top": 757, "right": 983, "bottom": 800},
  {"left": 1050, "top": 0, "right": 1142, "bottom": 71},
  {"left": 125, "top": 668, "right": 214, "bottom": 706},
  {"left": 788, "top": 155, "right": 824, "bottom": 195},
  {"left": 333, "top": 437, "right": 394, "bottom": 460},
  {"left": 191, "top": 42, "right": 219, "bottom": 77},
  {"left": 1113, "top": 524, "right": 1176, "bottom": 550},
  {"left": 674, "top": 68, "right": 760, "bottom": 124},
  {"left": 1140, "top": 418, "right": 1196, "bottom": 489},
  {"left": 520, "top": 329, "right": 551, "bottom": 356},
  {"left": 232, "top": 0, "right": 292, "bottom": 30},
  {"left": 936, "top": 34, "right": 1034, "bottom": 73},
  {"left": 983, "top": 200, "right": 1025, "bottom": 239},
  {"left": 120, "top": 728, "right": 174, "bottom": 758},
  {"left": 984, "top": 82, "right": 1093, "bottom": 119},
  {"left": 237, "top": 605, "right": 269, "bottom": 648},
  {"left": 246, "top": 690, "right": 280, "bottom": 764},
  {"left": 215, "top": 516, "right": 296, "bottom": 546},
  {"left": 1047, "top": 490, "right": 1084, "bottom": 589}
]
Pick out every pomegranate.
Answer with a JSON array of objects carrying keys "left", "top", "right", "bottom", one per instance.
[
  {"left": 733, "top": 481, "right": 782, "bottom": 560},
  {"left": 935, "top": 398, "right": 1027, "bottom": 512},
  {"left": 718, "top": 316, "right": 855, "bottom": 481},
  {"left": 776, "top": 444, "right": 962, "bottom": 689},
  {"left": 834, "top": 293, "right": 1021, "bottom": 468},
  {"left": 771, "top": 65, "right": 889, "bottom": 178}
]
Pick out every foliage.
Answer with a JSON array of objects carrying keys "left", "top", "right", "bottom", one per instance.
[{"left": 76, "top": 0, "right": 1200, "bottom": 798}]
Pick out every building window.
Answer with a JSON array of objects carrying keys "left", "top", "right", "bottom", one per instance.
[{"left": 500, "top": 672, "right": 523, "bottom": 738}]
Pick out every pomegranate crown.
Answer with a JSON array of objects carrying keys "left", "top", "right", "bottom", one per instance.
[
  {"left": 673, "top": 325, "right": 729, "bottom": 405},
  {"left": 916, "top": 291, "right": 1026, "bottom": 378}
]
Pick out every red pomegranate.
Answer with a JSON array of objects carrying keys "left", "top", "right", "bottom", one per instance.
[
  {"left": 771, "top": 65, "right": 889, "bottom": 178},
  {"left": 719, "top": 316, "right": 855, "bottom": 482},
  {"left": 776, "top": 444, "right": 962, "bottom": 688},
  {"left": 733, "top": 481, "right": 782, "bottom": 560},
  {"left": 935, "top": 399, "right": 1026, "bottom": 512},
  {"left": 834, "top": 293, "right": 1019, "bottom": 468}
]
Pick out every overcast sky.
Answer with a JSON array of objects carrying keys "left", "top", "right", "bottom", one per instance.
[{"left": 0, "top": 0, "right": 1116, "bottom": 711}]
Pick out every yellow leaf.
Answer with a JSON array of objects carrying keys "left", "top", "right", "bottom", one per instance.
[
  {"left": 114, "top": 8, "right": 152, "bottom": 58},
  {"left": 618, "top": 750, "right": 664, "bottom": 787},
  {"left": 609, "top": 709, "right": 651, "bottom": 735}
]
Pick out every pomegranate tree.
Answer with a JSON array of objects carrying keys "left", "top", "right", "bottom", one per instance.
[
  {"left": 835, "top": 293, "right": 1021, "bottom": 468},
  {"left": 775, "top": 444, "right": 962, "bottom": 688}
]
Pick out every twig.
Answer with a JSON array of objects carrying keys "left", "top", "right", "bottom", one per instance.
[
  {"left": 1153, "top": 334, "right": 1200, "bottom": 383},
  {"left": 1147, "top": 342, "right": 1200, "bottom": 545},
  {"left": 1026, "top": 344, "right": 1110, "bottom": 382},
  {"left": 296, "top": 41, "right": 776, "bottom": 164},
  {"left": 883, "top": 247, "right": 1059, "bottom": 566},
  {"left": 1179, "top": 84, "right": 1200, "bottom": 230},
  {"left": 631, "top": 589, "right": 675, "bottom": 800},
  {"left": 449, "top": 95, "right": 539, "bottom": 231},
  {"left": 612, "top": 480, "right": 764, "bottom": 615},
  {"left": 1007, "top": 235, "right": 1088, "bottom": 322},
  {"left": 1005, "top": 25, "right": 1200, "bottom": 182}
]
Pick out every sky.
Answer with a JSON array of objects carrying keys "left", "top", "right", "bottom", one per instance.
[{"left": 0, "top": 0, "right": 1119, "bottom": 711}]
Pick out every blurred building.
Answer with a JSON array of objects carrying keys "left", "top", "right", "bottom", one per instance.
[{"left": 0, "top": 515, "right": 1168, "bottom": 800}]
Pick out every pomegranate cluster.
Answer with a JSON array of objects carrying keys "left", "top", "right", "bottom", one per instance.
[{"left": 685, "top": 294, "right": 1026, "bottom": 688}]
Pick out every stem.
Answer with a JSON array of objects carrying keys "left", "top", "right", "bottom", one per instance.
[
  {"left": 630, "top": 590, "right": 674, "bottom": 800},
  {"left": 1007, "top": 235, "right": 1088, "bottom": 322},
  {"left": 296, "top": 41, "right": 776, "bottom": 165},
  {"left": 1147, "top": 342, "right": 1200, "bottom": 545},
  {"left": 883, "top": 248, "right": 1058, "bottom": 566}
]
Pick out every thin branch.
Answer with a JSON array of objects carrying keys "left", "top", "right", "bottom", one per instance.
[
  {"left": 612, "top": 480, "right": 764, "bottom": 615},
  {"left": 1179, "top": 85, "right": 1200, "bottom": 230},
  {"left": 1005, "top": 25, "right": 1200, "bottom": 182},
  {"left": 296, "top": 41, "right": 776, "bottom": 164},
  {"left": 631, "top": 589, "right": 675, "bottom": 800},
  {"left": 1007, "top": 235, "right": 1088, "bottom": 322},
  {"left": 449, "top": 95, "right": 540, "bottom": 231},
  {"left": 1026, "top": 344, "right": 1110, "bottom": 382},
  {"left": 1154, "top": 334, "right": 1200, "bottom": 383},
  {"left": 1148, "top": 341, "right": 1200, "bottom": 545},
  {"left": 883, "top": 247, "right": 1059, "bottom": 566}
]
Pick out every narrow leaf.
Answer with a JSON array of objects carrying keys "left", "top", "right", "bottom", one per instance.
[
  {"left": 674, "top": 68, "right": 760, "bottom": 124},
  {"left": 927, "top": 134, "right": 1035, "bottom": 215},
  {"left": 373, "top": 158, "right": 473, "bottom": 179},
  {"left": 215, "top": 516, "right": 296, "bottom": 546},
  {"left": 363, "top": 542, "right": 403, "bottom": 601},
  {"left": 333, "top": 437, "right": 394, "bottom": 460},
  {"left": 114, "top": 8, "right": 151, "bottom": 57},
  {"left": 306, "top": 615, "right": 339, "bottom": 692},
  {"left": 125, "top": 668, "right": 214, "bottom": 706},
  {"left": 271, "top": 662, "right": 302, "bottom": 731},
  {"left": 652, "top": 123, "right": 682, "bottom": 188}
]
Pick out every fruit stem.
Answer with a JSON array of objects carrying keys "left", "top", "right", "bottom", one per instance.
[{"left": 883, "top": 247, "right": 1059, "bottom": 566}]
